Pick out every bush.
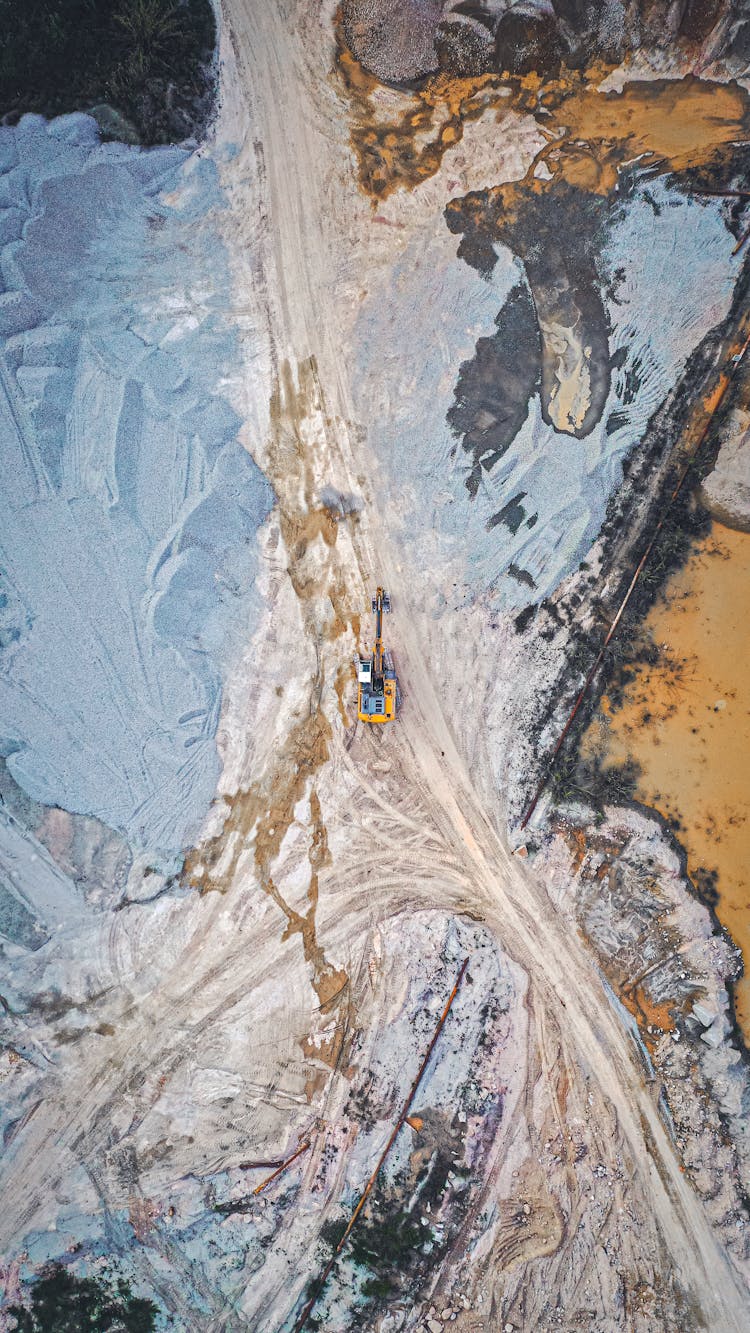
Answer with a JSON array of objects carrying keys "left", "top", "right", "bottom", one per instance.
[{"left": 7, "top": 1264, "right": 159, "bottom": 1333}]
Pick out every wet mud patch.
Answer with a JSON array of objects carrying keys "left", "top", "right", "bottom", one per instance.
[
  {"left": 447, "top": 180, "right": 612, "bottom": 439},
  {"left": 448, "top": 282, "right": 541, "bottom": 497},
  {"left": 547, "top": 77, "right": 750, "bottom": 195},
  {"left": 184, "top": 359, "right": 361, "bottom": 1018},
  {"left": 335, "top": 31, "right": 512, "bottom": 202}
]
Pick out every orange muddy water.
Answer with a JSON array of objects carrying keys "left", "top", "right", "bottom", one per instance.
[{"left": 587, "top": 522, "right": 750, "bottom": 1035}]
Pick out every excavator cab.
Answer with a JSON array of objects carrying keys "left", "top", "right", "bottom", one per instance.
[{"left": 358, "top": 587, "right": 398, "bottom": 724}]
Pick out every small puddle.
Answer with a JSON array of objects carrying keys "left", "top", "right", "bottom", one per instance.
[{"left": 584, "top": 521, "right": 750, "bottom": 1036}]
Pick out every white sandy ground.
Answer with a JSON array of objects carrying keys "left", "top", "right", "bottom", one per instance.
[
  {"left": 0, "top": 114, "right": 273, "bottom": 857},
  {"left": 2, "top": 2, "right": 750, "bottom": 1329}
]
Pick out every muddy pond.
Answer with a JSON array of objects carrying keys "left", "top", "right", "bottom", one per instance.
[{"left": 585, "top": 521, "right": 750, "bottom": 1036}]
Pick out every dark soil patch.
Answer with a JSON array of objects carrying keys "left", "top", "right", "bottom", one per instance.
[
  {"left": 446, "top": 180, "right": 613, "bottom": 440},
  {"left": 447, "top": 282, "right": 541, "bottom": 498},
  {"left": 0, "top": 0, "right": 217, "bottom": 145}
]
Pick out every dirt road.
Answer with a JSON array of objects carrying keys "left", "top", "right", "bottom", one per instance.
[{"left": 209, "top": 2, "right": 750, "bottom": 1326}]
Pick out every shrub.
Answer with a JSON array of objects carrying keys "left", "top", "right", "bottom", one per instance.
[
  {"left": 7, "top": 1264, "right": 159, "bottom": 1333},
  {"left": 0, "top": 0, "right": 216, "bottom": 144}
]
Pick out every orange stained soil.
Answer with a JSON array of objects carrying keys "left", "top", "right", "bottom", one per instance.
[
  {"left": 184, "top": 359, "right": 354, "bottom": 1022},
  {"left": 621, "top": 990, "right": 676, "bottom": 1051},
  {"left": 337, "top": 40, "right": 509, "bottom": 200},
  {"left": 336, "top": 15, "right": 750, "bottom": 206},
  {"left": 590, "top": 522, "right": 750, "bottom": 1035},
  {"left": 545, "top": 76, "right": 750, "bottom": 195}
]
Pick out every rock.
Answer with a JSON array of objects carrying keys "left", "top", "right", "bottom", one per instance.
[
  {"left": 435, "top": 18, "right": 495, "bottom": 76},
  {"left": 701, "top": 1021, "right": 725, "bottom": 1050},
  {"left": 428, "top": 1320, "right": 443, "bottom": 1333},
  {"left": 699, "top": 410, "right": 750, "bottom": 532},
  {"left": 692, "top": 1002, "right": 718, "bottom": 1027},
  {"left": 342, "top": 0, "right": 443, "bottom": 83},
  {"left": 494, "top": 10, "right": 562, "bottom": 77},
  {"left": 88, "top": 103, "right": 140, "bottom": 146}
]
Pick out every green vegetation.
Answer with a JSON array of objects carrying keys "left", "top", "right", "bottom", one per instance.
[
  {"left": 7, "top": 1264, "right": 160, "bottom": 1333},
  {"left": 318, "top": 1216, "right": 348, "bottom": 1252},
  {"left": 0, "top": 0, "right": 216, "bottom": 144},
  {"left": 348, "top": 1205, "right": 424, "bottom": 1278},
  {"left": 692, "top": 864, "right": 719, "bottom": 907},
  {"left": 319, "top": 1197, "right": 427, "bottom": 1303},
  {"left": 549, "top": 741, "right": 642, "bottom": 812}
]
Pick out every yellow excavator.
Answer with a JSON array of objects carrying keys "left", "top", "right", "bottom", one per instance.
[{"left": 357, "top": 587, "right": 398, "bottom": 724}]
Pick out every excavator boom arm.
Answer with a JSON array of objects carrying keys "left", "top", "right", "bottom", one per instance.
[
  {"left": 373, "top": 588, "right": 384, "bottom": 674},
  {"left": 358, "top": 587, "right": 397, "bottom": 724}
]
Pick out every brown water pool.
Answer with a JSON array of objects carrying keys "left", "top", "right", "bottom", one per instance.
[{"left": 585, "top": 521, "right": 750, "bottom": 1036}]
